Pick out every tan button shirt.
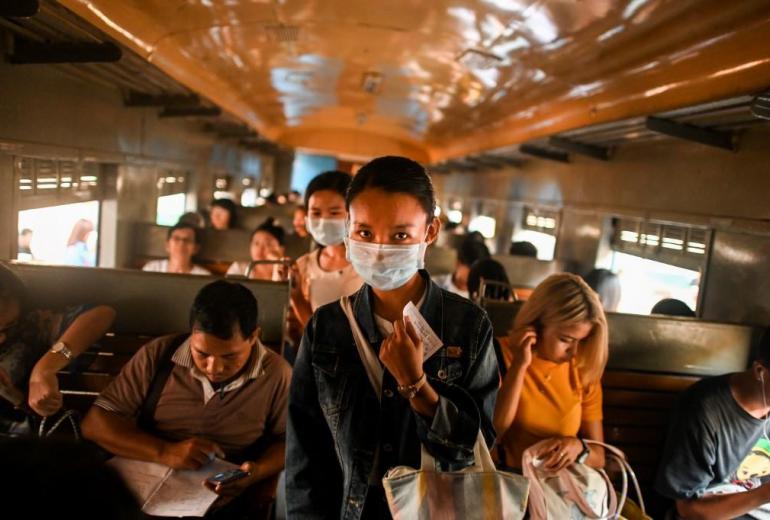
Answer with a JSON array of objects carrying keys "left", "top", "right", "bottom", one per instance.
[{"left": 95, "top": 334, "right": 291, "bottom": 456}]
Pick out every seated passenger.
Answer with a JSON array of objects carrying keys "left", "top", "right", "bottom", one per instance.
[
  {"left": 290, "top": 170, "right": 362, "bottom": 327},
  {"left": 494, "top": 273, "right": 607, "bottom": 471},
  {"left": 656, "top": 329, "right": 770, "bottom": 520},
  {"left": 651, "top": 298, "right": 695, "bottom": 317},
  {"left": 467, "top": 258, "right": 512, "bottom": 303},
  {"left": 142, "top": 223, "right": 211, "bottom": 276},
  {"left": 286, "top": 156, "right": 498, "bottom": 518},
  {"left": 227, "top": 218, "right": 286, "bottom": 281},
  {"left": 292, "top": 206, "right": 309, "bottom": 238},
  {"left": 81, "top": 281, "right": 290, "bottom": 514},
  {"left": 177, "top": 211, "right": 206, "bottom": 229},
  {"left": 509, "top": 240, "right": 538, "bottom": 258},
  {"left": 209, "top": 198, "right": 238, "bottom": 231},
  {"left": 0, "top": 264, "right": 115, "bottom": 424},
  {"left": 583, "top": 268, "right": 621, "bottom": 312},
  {"left": 433, "top": 236, "right": 490, "bottom": 299}
]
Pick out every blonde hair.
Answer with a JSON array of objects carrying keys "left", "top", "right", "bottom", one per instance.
[{"left": 513, "top": 273, "right": 608, "bottom": 386}]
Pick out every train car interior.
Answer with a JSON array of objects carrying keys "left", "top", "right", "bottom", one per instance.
[{"left": 2, "top": 1, "right": 770, "bottom": 518}]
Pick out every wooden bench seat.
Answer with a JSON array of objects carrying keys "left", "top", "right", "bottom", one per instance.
[{"left": 602, "top": 369, "right": 701, "bottom": 515}]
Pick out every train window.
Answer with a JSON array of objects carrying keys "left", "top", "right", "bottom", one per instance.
[
  {"left": 513, "top": 207, "right": 559, "bottom": 260},
  {"left": 605, "top": 218, "right": 710, "bottom": 315},
  {"left": 17, "top": 200, "right": 100, "bottom": 267},
  {"left": 156, "top": 171, "right": 188, "bottom": 225},
  {"left": 290, "top": 153, "right": 337, "bottom": 194},
  {"left": 608, "top": 252, "right": 700, "bottom": 315},
  {"left": 469, "top": 215, "right": 496, "bottom": 239}
]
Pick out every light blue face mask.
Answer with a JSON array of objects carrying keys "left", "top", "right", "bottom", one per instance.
[
  {"left": 345, "top": 238, "right": 428, "bottom": 291},
  {"left": 306, "top": 217, "right": 347, "bottom": 246}
]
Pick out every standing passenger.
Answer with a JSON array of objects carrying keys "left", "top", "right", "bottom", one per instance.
[
  {"left": 289, "top": 171, "right": 362, "bottom": 326},
  {"left": 64, "top": 219, "right": 95, "bottom": 267},
  {"left": 142, "top": 223, "right": 211, "bottom": 275},
  {"left": 493, "top": 273, "right": 608, "bottom": 471},
  {"left": 285, "top": 156, "right": 499, "bottom": 519}
]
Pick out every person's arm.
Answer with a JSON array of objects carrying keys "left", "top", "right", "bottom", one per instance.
[
  {"left": 28, "top": 305, "right": 116, "bottom": 416},
  {"left": 82, "top": 406, "right": 224, "bottom": 470},
  {"left": 285, "top": 318, "right": 343, "bottom": 519},
  {"left": 676, "top": 485, "right": 770, "bottom": 520},
  {"left": 286, "top": 259, "right": 314, "bottom": 326},
  {"left": 205, "top": 437, "right": 286, "bottom": 497},
  {"left": 492, "top": 326, "right": 536, "bottom": 436},
  {"left": 381, "top": 313, "right": 500, "bottom": 469}
]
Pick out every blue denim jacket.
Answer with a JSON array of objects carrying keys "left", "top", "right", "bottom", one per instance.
[{"left": 285, "top": 271, "right": 499, "bottom": 519}]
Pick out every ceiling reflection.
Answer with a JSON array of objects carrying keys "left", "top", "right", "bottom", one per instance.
[{"left": 63, "top": 0, "right": 770, "bottom": 159}]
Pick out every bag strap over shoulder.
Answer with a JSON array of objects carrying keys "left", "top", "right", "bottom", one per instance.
[
  {"left": 137, "top": 333, "right": 188, "bottom": 432},
  {"left": 340, "top": 295, "right": 383, "bottom": 400}
]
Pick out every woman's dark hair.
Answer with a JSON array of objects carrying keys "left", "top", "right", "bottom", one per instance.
[
  {"left": 190, "top": 280, "right": 258, "bottom": 340},
  {"left": 304, "top": 170, "right": 352, "bottom": 209},
  {"left": 252, "top": 217, "right": 285, "bottom": 246},
  {"left": 0, "top": 263, "right": 28, "bottom": 312},
  {"left": 458, "top": 237, "right": 490, "bottom": 267},
  {"left": 467, "top": 259, "right": 510, "bottom": 299},
  {"left": 346, "top": 156, "right": 436, "bottom": 221},
  {"left": 210, "top": 198, "right": 238, "bottom": 228},
  {"left": 583, "top": 268, "right": 621, "bottom": 312},
  {"left": 509, "top": 241, "right": 538, "bottom": 258},
  {"left": 650, "top": 298, "right": 695, "bottom": 317},
  {"left": 167, "top": 222, "right": 201, "bottom": 245}
]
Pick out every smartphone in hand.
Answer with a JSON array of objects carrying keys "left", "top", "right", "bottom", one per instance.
[{"left": 206, "top": 469, "right": 249, "bottom": 486}]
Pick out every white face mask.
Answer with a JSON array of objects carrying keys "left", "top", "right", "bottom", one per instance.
[
  {"left": 306, "top": 217, "right": 347, "bottom": 246},
  {"left": 345, "top": 238, "right": 427, "bottom": 291}
]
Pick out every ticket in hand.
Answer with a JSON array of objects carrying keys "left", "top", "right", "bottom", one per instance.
[{"left": 402, "top": 301, "right": 443, "bottom": 361}]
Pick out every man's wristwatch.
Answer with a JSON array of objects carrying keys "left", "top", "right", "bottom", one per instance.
[
  {"left": 576, "top": 438, "right": 591, "bottom": 464},
  {"left": 397, "top": 373, "right": 427, "bottom": 399},
  {"left": 50, "top": 341, "right": 73, "bottom": 360}
]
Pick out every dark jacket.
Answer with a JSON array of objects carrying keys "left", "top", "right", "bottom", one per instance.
[{"left": 285, "top": 271, "right": 499, "bottom": 519}]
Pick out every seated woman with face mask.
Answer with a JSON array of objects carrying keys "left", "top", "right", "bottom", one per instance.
[
  {"left": 494, "top": 273, "right": 608, "bottom": 472},
  {"left": 285, "top": 156, "right": 499, "bottom": 519},
  {"left": 289, "top": 170, "right": 363, "bottom": 328}
]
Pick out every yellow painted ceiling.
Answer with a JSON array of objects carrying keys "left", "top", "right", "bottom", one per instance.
[{"left": 62, "top": 0, "right": 770, "bottom": 162}]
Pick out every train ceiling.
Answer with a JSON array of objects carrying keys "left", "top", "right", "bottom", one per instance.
[{"left": 5, "top": 0, "right": 770, "bottom": 164}]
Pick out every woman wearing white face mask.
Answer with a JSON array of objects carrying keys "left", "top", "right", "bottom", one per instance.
[
  {"left": 289, "top": 170, "right": 363, "bottom": 330},
  {"left": 286, "top": 156, "right": 499, "bottom": 519}
]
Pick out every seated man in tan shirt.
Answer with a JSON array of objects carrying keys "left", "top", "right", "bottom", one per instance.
[{"left": 82, "top": 280, "right": 291, "bottom": 517}]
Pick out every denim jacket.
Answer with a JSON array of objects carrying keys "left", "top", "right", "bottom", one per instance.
[{"left": 285, "top": 271, "right": 499, "bottom": 520}]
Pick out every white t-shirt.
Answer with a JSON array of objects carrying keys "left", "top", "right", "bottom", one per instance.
[
  {"left": 142, "top": 259, "right": 211, "bottom": 276},
  {"left": 296, "top": 249, "right": 363, "bottom": 311},
  {"left": 226, "top": 261, "right": 282, "bottom": 281},
  {"left": 432, "top": 273, "right": 469, "bottom": 299}
]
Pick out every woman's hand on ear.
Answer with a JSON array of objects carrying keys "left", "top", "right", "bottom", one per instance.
[{"left": 509, "top": 326, "right": 537, "bottom": 372}]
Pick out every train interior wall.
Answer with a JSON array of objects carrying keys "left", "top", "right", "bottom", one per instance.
[
  {"left": 442, "top": 127, "right": 770, "bottom": 327},
  {"left": 0, "top": 58, "right": 273, "bottom": 266}
]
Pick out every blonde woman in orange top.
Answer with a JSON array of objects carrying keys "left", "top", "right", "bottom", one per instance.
[{"left": 493, "top": 273, "right": 609, "bottom": 471}]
